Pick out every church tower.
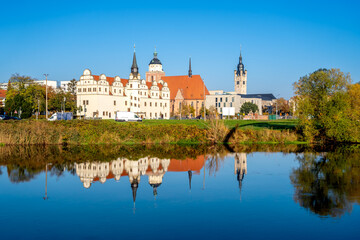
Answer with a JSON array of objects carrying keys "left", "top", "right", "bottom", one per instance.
[
  {"left": 128, "top": 45, "right": 141, "bottom": 113},
  {"left": 234, "top": 50, "right": 247, "bottom": 94},
  {"left": 146, "top": 48, "right": 165, "bottom": 82}
]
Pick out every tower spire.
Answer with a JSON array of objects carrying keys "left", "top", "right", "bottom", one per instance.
[
  {"left": 188, "top": 57, "right": 192, "bottom": 78},
  {"left": 131, "top": 45, "right": 139, "bottom": 75},
  {"left": 188, "top": 170, "right": 192, "bottom": 190}
]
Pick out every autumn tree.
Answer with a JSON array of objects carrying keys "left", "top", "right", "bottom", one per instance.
[
  {"left": 274, "top": 97, "right": 290, "bottom": 115},
  {"left": 293, "top": 68, "right": 359, "bottom": 142}
]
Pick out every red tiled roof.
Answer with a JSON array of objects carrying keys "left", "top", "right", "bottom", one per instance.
[
  {"left": 161, "top": 75, "right": 209, "bottom": 100},
  {"left": 0, "top": 89, "right": 6, "bottom": 98},
  {"left": 92, "top": 75, "right": 128, "bottom": 86}
]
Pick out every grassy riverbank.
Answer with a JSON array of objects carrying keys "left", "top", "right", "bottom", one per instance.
[{"left": 0, "top": 119, "right": 302, "bottom": 145}]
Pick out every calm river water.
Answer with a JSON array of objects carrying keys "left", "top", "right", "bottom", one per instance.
[{"left": 0, "top": 145, "right": 359, "bottom": 239}]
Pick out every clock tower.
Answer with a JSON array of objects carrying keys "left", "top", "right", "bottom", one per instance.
[{"left": 234, "top": 51, "right": 247, "bottom": 94}]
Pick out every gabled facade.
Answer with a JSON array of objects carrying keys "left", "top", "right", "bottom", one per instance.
[{"left": 76, "top": 50, "right": 170, "bottom": 119}]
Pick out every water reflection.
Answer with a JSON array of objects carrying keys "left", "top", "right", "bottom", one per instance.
[
  {"left": 290, "top": 147, "right": 360, "bottom": 218},
  {"left": 0, "top": 144, "right": 359, "bottom": 219}
]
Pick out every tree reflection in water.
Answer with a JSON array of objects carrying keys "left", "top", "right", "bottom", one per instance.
[{"left": 290, "top": 146, "right": 360, "bottom": 218}]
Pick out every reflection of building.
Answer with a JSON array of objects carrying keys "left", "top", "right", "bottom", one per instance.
[
  {"left": 75, "top": 155, "right": 204, "bottom": 202},
  {"left": 234, "top": 153, "right": 247, "bottom": 192}
]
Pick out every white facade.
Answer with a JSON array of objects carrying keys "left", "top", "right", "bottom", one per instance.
[
  {"left": 205, "top": 93, "right": 263, "bottom": 115},
  {"left": 76, "top": 69, "right": 170, "bottom": 119},
  {"left": 0, "top": 82, "right": 7, "bottom": 90},
  {"left": 60, "top": 81, "right": 71, "bottom": 92},
  {"left": 34, "top": 80, "right": 58, "bottom": 89},
  {"left": 75, "top": 156, "right": 170, "bottom": 190}
]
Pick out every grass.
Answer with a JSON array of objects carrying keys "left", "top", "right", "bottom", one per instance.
[{"left": 108, "top": 119, "right": 298, "bottom": 130}]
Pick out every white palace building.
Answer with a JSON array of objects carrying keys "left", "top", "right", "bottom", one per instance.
[{"left": 77, "top": 49, "right": 171, "bottom": 119}]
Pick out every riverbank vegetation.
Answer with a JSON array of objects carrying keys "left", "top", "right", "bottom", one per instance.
[
  {"left": 0, "top": 119, "right": 301, "bottom": 145},
  {"left": 294, "top": 68, "right": 360, "bottom": 143}
]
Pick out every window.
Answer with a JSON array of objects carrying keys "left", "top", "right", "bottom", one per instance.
[
  {"left": 78, "top": 88, "right": 82, "bottom": 92},
  {"left": 144, "top": 102, "right": 147, "bottom": 107},
  {"left": 134, "top": 103, "right": 137, "bottom": 107},
  {"left": 105, "top": 88, "right": 107, "bottom": 92},
  {"left": 114, "top": 101, "right": 116, "bottom": 106},
  {"left": 155, "top": 103, "right": 157, "bottom": 107},
  {"left": 225, "top": 97, "right": 228, "bottom": 102},
  {"left": 160, "top": 103, "right": 162, "bottom": 107},
  {"left": 150, "top": 102, "right": 152, "bottom": 107},
  {"left": 93, "top": 88, "right": 96, "bottom": 92},
  {"left": 155, "top": 113, "right": 157, "bottom": 118},
  {"left": 103, "top": 111, "right": 105, "bottom": 116},
  {"left": 220, "top": 97, "right": 222, "bottom": 102},
  {"left": 243, "top": 81, "right": 245, "bottom": 85},
  {"left": 223, "top": 102, "right": 226, "bottom": 107},
  {"left": 215, "top": 98, "right": 217, "bottom": 102},
  {"left": 83, "top": 88, "right": 86, "bottom": 92},
  {"left": 145, "top": 92, "right": 147, "bottom": 96},
  {"left": 130, "top": 84, "right": 132, "bottom": 88},
  {"left": 114, "top": 89, "right": 116, "bottom": 93},
  {"left": 88, "top": 88, "right": 91, "bottom": 92},
  {"left": 232, "top": 97, "right": 235, "bottom": 102},
  {"left": 99, "top": 87, "right": 101, "bottom": 91},
  {"left": 152, "top": 93, "right": 154, "bottom": 96},
  {"left": 83, "top": 100, "right": 85, "bottom": 105},
  {"left": 165, "top": 103, "right": 167, "bottom": 107},
  {"left": 125, "top": 101, "right": 127, "bottom": 106},
  {"left": 134, "top": 97, "right": 137, "bottom": 100},
  {"left": 237, "top": 81, "right": 239, "bottom": 85},
  {"left": 230, "top": 102, "right": 232, "bottom": 107},
  {"left": 86, "top": 100, "right": 89, "bottom": 105},
  {"left": 165, "top": 113, "right": 167, "bottom": 117},
  {"left": 150, "top": 113, "right": 152, "bottom": 117}
]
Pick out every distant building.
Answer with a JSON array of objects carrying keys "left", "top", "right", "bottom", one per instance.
[
  {"left": 60, "top": 81, "right": 71, "bottom": 92},
  {"left": 0, "top": 89, "right": 6, "bottom": 108},
  {"left": 76, "top": 49, "right": 170, "bottom": 119},
  {"left": 34, "top": 80, "right": 58, "bottom": 90},
  {"left": 0, "top": 82, "right": 8, "bottom": 90},
  {"left": 205, "top": 50, "right": 276, "bottom": 116},
  {"left": 206, "top": 91, "right": 263, "bottom": 115}
]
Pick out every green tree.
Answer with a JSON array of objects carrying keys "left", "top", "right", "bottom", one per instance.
[
  {"left": 67, "top": 79, "right": 77, "bottom": 96},
  {"left": 240, "top": 102, "right": 258, "bottom": 115},
  {"left": 5, "top": 74, "right": 37, "bottom": 118},
  {"left": 293, "top": 68, "right": 359, "bottom": 142}
]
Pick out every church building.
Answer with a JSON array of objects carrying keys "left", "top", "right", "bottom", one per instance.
[{"left": 145, "top": 52, "right": 210, "bottom": 117}]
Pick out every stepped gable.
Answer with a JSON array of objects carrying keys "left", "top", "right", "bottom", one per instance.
[
  {"left": 92, "top": 75, "right": 128, "bottom": 86},
  {"left": 146, "top": 81, "right": 163, "bottom": 90},
  {"left": 161, "top": 75, "right": 209, "bottom": 100}
]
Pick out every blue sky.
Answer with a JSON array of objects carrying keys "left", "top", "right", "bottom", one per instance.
[{"left": 0, "top": 0, "right": 359, "bottom": 99}]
